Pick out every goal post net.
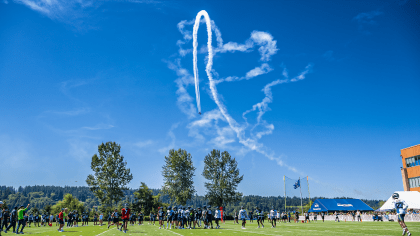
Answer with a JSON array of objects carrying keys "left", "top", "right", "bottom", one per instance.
[{"left": 284, "top": 176, "right": 311, "bottom": 214}]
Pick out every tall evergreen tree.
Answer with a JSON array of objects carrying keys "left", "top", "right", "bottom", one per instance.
[
  {"left": 86, "top": 142, "right": 133, "bottom": 207},
  {"left": 202, "top": 149, "right": 244, "bottom": 207},
  {"left": 162, "top": 148, "right": 196, "bottom": 205},
  {"left": 133, "top": 182, "right": 167, "bottom": 215},
  {"left": 132, "top": 182, "right": 154, "bottom": 214}
]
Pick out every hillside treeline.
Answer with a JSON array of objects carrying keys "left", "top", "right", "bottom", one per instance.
[{"left": 0, "top": 185, "right": 382, "bottom": 215}]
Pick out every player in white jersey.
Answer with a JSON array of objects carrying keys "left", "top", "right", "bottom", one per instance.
[
  {"left": 238, "top": 206, "right": 248, "bottom": 229},
  {"left": 304, "top": 212, "right": 310, "bottom": 223},
  {"left": 269, "top": 208, "right": 277, "bottom": 228},
  {"left": 166, "top": 206, "right": 173, "bottom": 229},
  {"left": 214, "top": 207, "right": 221, "bottom": 229},
  {"left": 392, "top": 193, "right": 411, "bottom": 236},
  {"left": 184, "top": 207, "right": 190, "bottom": 229},
  {"left": 179, "top": 207, "right": 184, "bottom": 229},
  {"left": 276, "top": 211, "right": 280, "bottom": 223}
]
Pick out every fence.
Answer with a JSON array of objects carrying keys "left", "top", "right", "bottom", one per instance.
[{"left": 299, "top": 214, "right": 420, "bottom": 222}]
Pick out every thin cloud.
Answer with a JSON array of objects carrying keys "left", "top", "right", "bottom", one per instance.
[
  {"left": 353, "top": 10, "right": 383, "bottom": 34},
  {"left": 158, "top": 123, "right": 179, "bottom": 155},
  {"left": 134, "top": 140, "right": 154, "bottom": 148},
  {"left": 10, "top": 0, "right": 163, "bottom": 28},
  {"left": 81, "top": 123, "right": 114, "bottom": 130},
  {"left": 322, "top": 50, "right": 335, "bottom": 61},
  {"left": 13, "top": 0, "right": 94, "bottom": 20},
  {"left": 166, "top": 59, "right": 197, "bottom": 118},
  {"left": 353, "top": 10, "right": 383, "bottom": 24},
  {"left": 44, "top": 107, "right": 91, "bottom": 116}
]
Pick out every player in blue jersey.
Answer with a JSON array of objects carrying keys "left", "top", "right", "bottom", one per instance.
[
  {"left": 108, "top": 209, "right": 120, "bottom": 231},
  {"left": 138, "top": 211, "right": 144, "bottom": 225},
  {"left": 256, "top": 207, "right": 264, "bottom": 228},
  {"left": 207, "top": 205, "right": 213, "bottom": 229},
  {"left": 178, "top": 206, "right": 183, "bottom": 229},
  {"left": 196, "top": 207, "right": 202, "bottom": 228},
  {"left": 392, "top": 193, "right": 412, "bottom": 236},
  {"left": 158, "top": 207, "right": 165, "bottom": 229},
  {"left": 172, "top": 206, "right": 178, "bottom": 229}
]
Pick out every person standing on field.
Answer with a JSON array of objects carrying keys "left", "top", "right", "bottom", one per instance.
[
  {"left": 108, "top": 209, "right": 120, "bottom": 231},
  {"left": 121, "top": 204, "right": 130, "bottom": 233},
  {"left": 58, "top": 208, "right": 65, "bottom": 232},
  {"left": 269, "top": 207, "right": 277, "bottom": 228},
  {"left": 2, "top": 208, "right": 10, "bottom": 232},
  {"left": 214, "top": 207, "right": 221, "bottom": 229},
  {"left": 5, "top": 206, "right": 17, "bottom": 233},
  {"left": 99, "top": 213, "right": 103, "bottom": 226},
  {"left": 239, "top": 206, "right": 248, "bottom": 229},
  {"left": 16, "top": 204, "right": 29, "bottom": 234},
  {"left": 392, "top": 192, "right": 412, "bottom": 236}
]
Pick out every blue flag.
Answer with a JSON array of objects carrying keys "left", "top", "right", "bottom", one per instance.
[{"left": 293, "top": 179, "right": 300, "bottom": 189}]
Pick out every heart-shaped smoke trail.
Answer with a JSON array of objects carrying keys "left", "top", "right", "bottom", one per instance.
[{"left": 192, "top": 10, "right": 309, "bottom": 175}]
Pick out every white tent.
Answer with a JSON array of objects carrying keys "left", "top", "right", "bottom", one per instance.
[{"left": 378, "top": 191, "right": 420, "bottom": 211}]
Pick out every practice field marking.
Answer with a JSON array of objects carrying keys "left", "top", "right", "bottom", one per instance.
[
  {"left": 95, "top": 226, "right": 115, "bottom": 236},
  {"left": 224, "top": 228, "right": 280, "bottom": 236}
]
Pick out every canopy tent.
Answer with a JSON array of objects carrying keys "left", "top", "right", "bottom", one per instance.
[
  {"left": 308, "top": 199, "right": 373, "bottom": 212},
  {"left": 377, "top": 191, "right": 420, "bottom": 211}
]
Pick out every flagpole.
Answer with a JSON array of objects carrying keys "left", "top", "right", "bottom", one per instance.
[
  {"left": 299, "top": 177, "right": 303, "bottom": 215},
  {"left": 307, "top": 176, "right": 311, "bottom": 210},
  {"left": 284, "top": 176, "right": 286, "bottom": 213}
]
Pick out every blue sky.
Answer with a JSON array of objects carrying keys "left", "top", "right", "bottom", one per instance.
[{"left": 1, "top": 0, "right": 419, "bottom": 200}]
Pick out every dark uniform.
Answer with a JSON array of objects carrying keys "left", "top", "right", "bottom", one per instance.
[{"left": 5, "top": 208, "right": 17, "bottom": 232}]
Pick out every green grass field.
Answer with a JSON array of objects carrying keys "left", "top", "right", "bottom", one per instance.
[{"left": 8, "top": 221, "right": 420, "bottom": 236}]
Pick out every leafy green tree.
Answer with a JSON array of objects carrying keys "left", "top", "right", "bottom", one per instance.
[
  {"left": 30, "top": 207, "right": 39, "bottom": 215},
  {"left": 378, "top": 200, "right": 386, "bottom": 210},
  {"left": 86, "top": 142, "right": 133, "bottom": 207},
  {"left": 6, "top": 192, "right": 29, "bottom": 208},
  {"left": 133, "top": 182, "right": 154, "bottom": 214},
  {"left": 51, "top": 194, "right": 85, "bottom": 215},
  {"left": 44, "top": 205, "right": 52, "bottom": 214},
  {"left": 162, "top": 149, "right": 196, "bottom": 205},
  {"left": 133, "top": 182, "right": 167, "bottom": 216},
  {"left": 202, "top": 149, "right": 244, "bottom": 207}
]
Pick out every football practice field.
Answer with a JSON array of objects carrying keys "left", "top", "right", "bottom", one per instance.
[{"left": 15, "top": 221, "right": 420, "bottom": 236}]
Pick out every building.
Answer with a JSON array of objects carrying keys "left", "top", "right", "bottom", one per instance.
[{"left": 401, "top": 144, "right": 420, "bottom": 192}]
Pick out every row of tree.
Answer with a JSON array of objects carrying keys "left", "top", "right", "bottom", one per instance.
[
  {"left": 85, "top": 142, "right": 245, "bottom": 213},
  {"left": 1, "top": 141, "right": 383, "bottom": 217}
]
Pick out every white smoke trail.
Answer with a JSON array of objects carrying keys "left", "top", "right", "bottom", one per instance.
[
  {"left": 191, "top": 10, "right": 310, "bottom": 175},
  {"left": 192, "top": 10, "right": 240, "bottom": 130},
  {"left": 192, "top": 10, "right": 210, "bottom": 115},
  {"left": 192, "top": 10, "right": 245, "bottom": 146}
]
